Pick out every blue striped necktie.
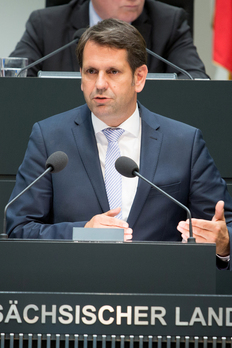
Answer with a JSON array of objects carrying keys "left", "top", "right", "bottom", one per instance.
[{"left": 102, "top": 128, "right": 125, "bottom": 219}]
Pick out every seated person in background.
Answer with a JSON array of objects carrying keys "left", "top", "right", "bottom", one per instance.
[
  {"left": 10, "top": 0, "right": 209, "bottom": 78},
  {"left": 7, "top": 19, "right": 231, "bottom": 270}
]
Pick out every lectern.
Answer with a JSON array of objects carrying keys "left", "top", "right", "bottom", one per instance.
[{"left": 0, "top": 240, "right": 232, "bottom": 347}]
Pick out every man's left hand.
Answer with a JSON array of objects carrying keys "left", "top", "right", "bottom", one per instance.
[{"left": 177, "top": 200, "right": 230, "bottom": 256}]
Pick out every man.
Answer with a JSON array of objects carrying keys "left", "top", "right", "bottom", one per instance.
[
  {"left": 7, "top": 19, "right": 231, "bottom": 269},
  {"left": 10, "top": 0, "right": 208, "bottom": 78}
]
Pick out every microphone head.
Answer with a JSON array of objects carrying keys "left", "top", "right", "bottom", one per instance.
[
  {"left": 115, "top": 156, "right": 139, "bottom": 178},
  {"left": 73, "top": 28, "right": 86, "bottom": 40},
  {"left": 45, "top": 151, "right": 68, "bottom": 173}
]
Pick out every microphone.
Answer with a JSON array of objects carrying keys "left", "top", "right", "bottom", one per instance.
[
  {"left": 146, "top": 48, "right": 194, "bottom": 80},
  {"left": 45, "top": 150, "right": 68, "bottom": 173},
  {"left": 17, "top": 28, "right": 86, "bottom": 77},
  {"left": 115, "top": 156, "right": 195, "bottom": 243},
  {"left": 1, "top": 151, "right": 69, "bottom": 239}
]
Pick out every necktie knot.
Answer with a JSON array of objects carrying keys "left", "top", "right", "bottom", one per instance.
[{"left": 102, "top": 128, "right": 124, "bottom": 143}]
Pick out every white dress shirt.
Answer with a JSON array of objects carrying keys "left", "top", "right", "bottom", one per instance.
[
  {"left": 92, "top": 104, "right": 141, "bottom": 221},
  {"left": 89, "top": 1, "right": 102, "bottom": 27}
]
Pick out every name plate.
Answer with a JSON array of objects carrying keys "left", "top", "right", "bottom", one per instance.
[{"left": 72, "top": 227, "right": 124, "bottom": 242}]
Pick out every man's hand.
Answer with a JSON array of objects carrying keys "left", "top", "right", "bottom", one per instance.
[
  {"left": 177, "top": 200, "right": 230, "bottom": 256},
  {"left": 85, "top": 207, "right": 133, "bottom": 242}
]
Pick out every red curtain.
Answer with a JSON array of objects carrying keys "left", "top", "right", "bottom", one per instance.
[{"left": 213, "top": 0, "right": 232, "bottom": 73}]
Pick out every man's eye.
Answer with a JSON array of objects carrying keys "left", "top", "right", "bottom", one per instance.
[
  {"left": 111, "top": 70, "right": 118, "bottom": 74},
  {"left": 87, "top": 69, "right": 96, "bottom": 74}
]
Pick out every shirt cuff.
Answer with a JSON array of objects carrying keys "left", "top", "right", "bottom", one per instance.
[{"left": 216, "top": 254, "right": 230, "bottom": 262}]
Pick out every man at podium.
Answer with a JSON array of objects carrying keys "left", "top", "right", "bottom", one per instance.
[{"left": 6, "top": 19, "right": 232, "bottom": 269}]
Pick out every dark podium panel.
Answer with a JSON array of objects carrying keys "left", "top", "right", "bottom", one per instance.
[
  {"left": 1, "top": 241, "right": 232, "bottom": 343},
  {"left": 0, "top": 240, "right": 215, "bottom": 294}
]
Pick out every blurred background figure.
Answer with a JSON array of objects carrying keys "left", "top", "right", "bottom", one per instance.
[{"left": 6, "top": 0, "right": 209, "bottom": 78}]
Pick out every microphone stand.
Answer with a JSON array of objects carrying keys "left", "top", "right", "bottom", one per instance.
[
  {"left": 134, "top": 170, "right": 195, "bottom": 243},
  {"left": 0, "top": 166, "right": 52, "bottom": 239},
  {"left": 146, "top": 48, "right": 194, "bottom": 80},
  {"left": 17, "top": 39, "right": 79, "bottom": 77}
]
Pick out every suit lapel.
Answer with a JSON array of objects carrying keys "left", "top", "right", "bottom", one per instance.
[
  {"left": 72, "top": 105, "right": 109, "bottom": 213},
  {"left": 127, "top": 105, "right": 163, "bottom": 228}
]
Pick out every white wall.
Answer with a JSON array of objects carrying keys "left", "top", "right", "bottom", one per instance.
[
  {"left": 0, "top": 0, "right": 218, "bottom": 78},
  {"left": 1, "top": 0, "right": 45, "bottom": 57},
  {"left": 194, "top": 0, "right": 216, "bottom": 79}
]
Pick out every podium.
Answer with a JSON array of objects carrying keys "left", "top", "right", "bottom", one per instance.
[
  {"left": 0, "top": 240, "right": 216, "bottom": 294},
  {"left": 0, "top": 240, "right": 232, "bottom": 347}
]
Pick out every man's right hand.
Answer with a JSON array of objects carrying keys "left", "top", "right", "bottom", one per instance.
[{"left": 85, "top": 207, "right": 133, "bottom": 241}]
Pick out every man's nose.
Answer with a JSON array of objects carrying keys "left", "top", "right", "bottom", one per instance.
[{"left": 95, "top": 71, "right": 108, "bottom": 90}]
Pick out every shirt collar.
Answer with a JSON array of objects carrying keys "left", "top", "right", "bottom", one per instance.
[
  {"left": 89, "top": 1, "right": 102, "bottom": 27},
  {"left": 89, "top": 1, "right": 132, "bottom": 26},
  {"left": 91, "top": 104, "right": 140, "bottom": 138}
]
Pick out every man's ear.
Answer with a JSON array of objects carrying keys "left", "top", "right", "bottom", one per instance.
[{"left": 134, "top": 65, "right": 148, "bottom": 93}]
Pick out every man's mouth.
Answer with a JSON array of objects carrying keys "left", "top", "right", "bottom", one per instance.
[{"left": 93, "top": 96, "right": 111, "bottom": 104}]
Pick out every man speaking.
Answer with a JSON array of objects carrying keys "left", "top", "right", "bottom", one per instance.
[{"left": 7, "top": 19, "right": 232, "bottom": 268}]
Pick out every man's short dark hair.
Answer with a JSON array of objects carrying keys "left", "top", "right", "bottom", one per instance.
[{"left": 76, "top": 18, "right": 147, "bottom": 74}]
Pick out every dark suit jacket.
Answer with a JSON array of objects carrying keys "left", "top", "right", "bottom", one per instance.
[
  {"left": 10, "top": 0, "right": 208, "bottom": 78},
  {"left": 6, "top": 102, "right": 232, "bottom": 270}
]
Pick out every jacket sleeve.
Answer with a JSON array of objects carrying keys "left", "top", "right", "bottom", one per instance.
[
  {"left": 145, "top": 1, "right": 209, "bottom": 79},
  {"left": 165, "top": 8, "right": 209, "bottom": 79},
  {"left": 6, "top": 122, "right": 87, "bottom": 239},
  {"left": 189, "top": 129, "right": 232, "bottom": 270}
]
